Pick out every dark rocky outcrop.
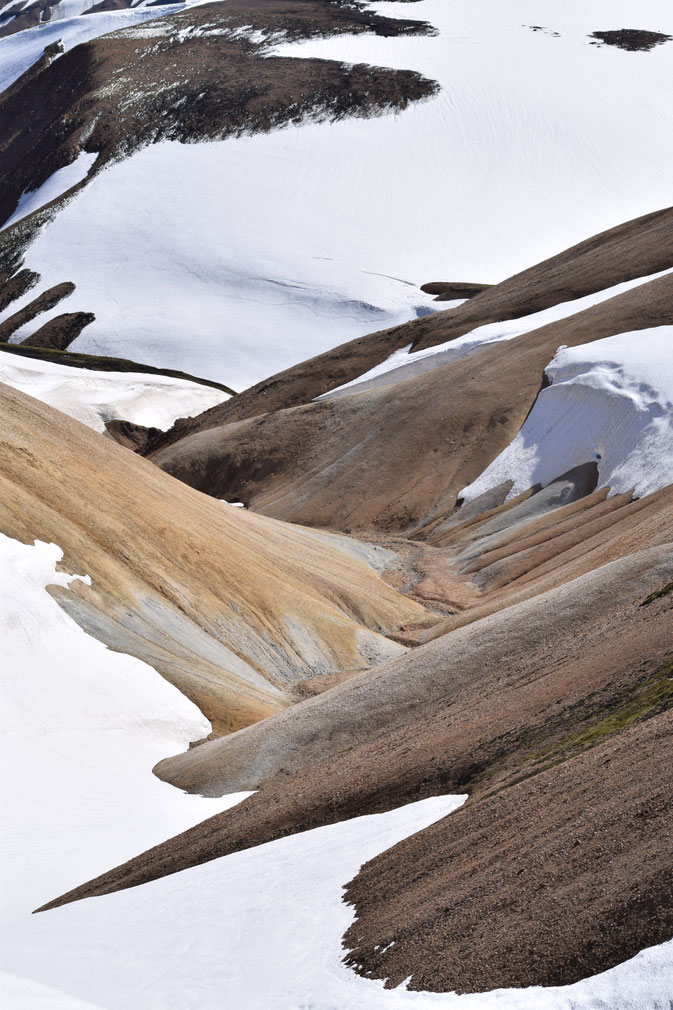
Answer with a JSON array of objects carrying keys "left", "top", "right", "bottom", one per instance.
[{"left": 21, "top": 310, "right": 96, "bottom": 349}]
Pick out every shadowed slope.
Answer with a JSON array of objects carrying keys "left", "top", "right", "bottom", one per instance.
[{"left": 0, "top": 383, "right": 431, "bottom": 733}]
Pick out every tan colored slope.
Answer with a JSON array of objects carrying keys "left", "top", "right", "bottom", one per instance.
[
  {"left": 39, "top": 546, "right": 673, "bottom": 938},
  {"left": 152, "top": 523, "right": 673, "bottom": 795},
  {"left": 146, "top": 205, "right": 673, "bottom": 448},
  {"left": 0, "top": 383, "right": 431, "bottom": 733},
  {"left": 150, "top": 271, "right": 673, "bottom": 534}
]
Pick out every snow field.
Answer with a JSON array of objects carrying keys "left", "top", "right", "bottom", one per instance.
[
  {"left": 3, "top": 0, "right": 672, "bottom": 387},
  {"left": 0, "top": 351, "right": 231, "bottom": 432}
]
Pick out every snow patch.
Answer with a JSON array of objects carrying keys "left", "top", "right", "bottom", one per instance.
[
  {"left": 460, "top": 326, "right": 673, "bottom": 502},
  {"left": 0, "top": 351, "right": 231, "bottom": 432},
  {"left": 1, "top": 152, "right": 98, "bottom": 230}
]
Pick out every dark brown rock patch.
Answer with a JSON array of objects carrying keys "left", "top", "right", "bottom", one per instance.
[{"left": 589, "top": 29, "right": 672, "bottom": 51}]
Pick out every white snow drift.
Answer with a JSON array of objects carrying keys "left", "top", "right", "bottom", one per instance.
[
  {"left": 2, "top": 532, "right": 672, "bottom": 1009},
  {"left": 0, "top": 351, "right": 231, "bottom": 432},
  {"left": 3, "top": 0, "right": 672, "bottom": 387},
  {"left": 460, "top": 326, "right": 673, "bottom": 502}
]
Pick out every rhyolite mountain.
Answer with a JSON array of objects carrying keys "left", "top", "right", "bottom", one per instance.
[{"left": 1, "top": 0, "right": 672, "bottom": 1006}]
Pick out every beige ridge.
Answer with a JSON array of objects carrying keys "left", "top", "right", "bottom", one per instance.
[{"left": 0, "top": 383, "right": 431, "bottom": 733}]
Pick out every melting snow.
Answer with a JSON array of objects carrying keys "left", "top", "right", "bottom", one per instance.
[{"left": 460, "top": 326, "right": 673, "bottom": 501}]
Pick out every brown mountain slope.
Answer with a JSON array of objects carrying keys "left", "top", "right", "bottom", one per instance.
[
  {"left": 149, "top": 270, "right": 673, "bottom": 533},
  {"left": 153, "top": 511, "right": 673, "bottom": 794},
  {"left": 145, "top": 205, "right": 673, "bottom": 449},
  {"left": 0, "top": 383, "right": 431, "bottom": 733},
  {"left": 37, "top": 545, "right": 673, "bottom": 992},
  {"left": 343, "top": 708, "right": 673, "bottom": 992}
]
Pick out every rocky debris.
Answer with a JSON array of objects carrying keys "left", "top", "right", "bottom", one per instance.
[
  {"left": 343, "top": 708, "right": 673, "bottom": 992},
  {"left": 104, "top": 419, "right": 163, "bottom": 452},
  {"left": 0, "top": 265, "right": 39, "bottom": 311},
  {"left": 419, "top": 281, "right": 492, "bottom": 299},
  {"left": 0, "top": 340, "right": 236, "bottom": 393},
  {"left": 21, "top": 310, "right": 95, "bottom": 349},
  {"left": 589, "top": 28, "right": 672, "bottom": 51},
  {"left": 0, "top": 280, "right": 74, "bottom": 341}
]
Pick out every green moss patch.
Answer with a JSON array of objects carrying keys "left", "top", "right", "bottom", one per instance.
[
  {"left": 527, "top": 658, "right": 673, "bottom": 771},
  {"left": 640, "top": 582, "right": 673, "bottom": 607}
]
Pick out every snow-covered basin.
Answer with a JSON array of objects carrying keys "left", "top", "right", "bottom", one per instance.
[
  {"left": 0, "top": 351, "right": 231, "bottom": 432},
  {"left": 319, "top": 270, "right": 673, "bottom": 398},
  {"left": 2, "top": 532, "right": 672, "bottom": 1008},
  {"left": 2, "top": 0, "right": 672, "bottom": 388},
  {"left": 460, "top": 326, "right": 673, "bottom": 502}
]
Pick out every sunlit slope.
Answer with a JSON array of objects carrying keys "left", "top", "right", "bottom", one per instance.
[{"left": 0, "top": 383, "right": 429, "bottom": 732}]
